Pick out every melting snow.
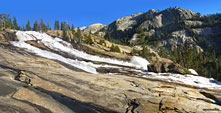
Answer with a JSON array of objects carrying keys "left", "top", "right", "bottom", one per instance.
[
  {"left": 10, "top": 41, "right": 98, "bottom": 74},
  {"left": 188, "top": 69, "right": 198, "bottom": 75},
  {"left": 130, "top": 56, "right": 149, "bottom": 70},
  {"left": 15, "top": 31, "right": 146, "bottom": 69},
  {"left": 10, "top": 31, "right": 221, "bottom": 90}
]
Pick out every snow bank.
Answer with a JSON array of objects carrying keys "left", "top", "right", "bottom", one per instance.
[
  {"left": 10, "top": 31, "right": 221, "bottom": 90},
  {"left": 143, "top": 72, "right": 221, "bottom": 90},
  {"left": 15, "top": 31, "right": 145, "bottom": 69},
  {"left": 188, "top": 69, "right": 198, "bottom": 75},
  {"left": 10, "top": 41, "right": 98, "bottom": 74},
  {"left": 130, "top": 56, "right": 149, "bottom": 70}
]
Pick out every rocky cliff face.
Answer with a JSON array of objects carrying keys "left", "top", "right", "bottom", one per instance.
[
  {"left": 82, "top": 23, "right": 106, "bottom": 34},
  {"left": 99, "top": 7, "right": 221, "bottom": 52}
]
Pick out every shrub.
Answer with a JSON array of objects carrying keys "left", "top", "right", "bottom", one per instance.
[
  {"left": 131, "top": 48, "right": 139, "bottom": 55},
  {"left": 110, "top": 45, "right": 121, "bottom": 53},
  {"left": 98, "top": 40, "right": 106, "bottom": 46},
  {"left": 84, "top": 34, "right": 93, "bottom": 45}
]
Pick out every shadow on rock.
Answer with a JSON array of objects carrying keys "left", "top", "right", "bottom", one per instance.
[{"left": 34, "top": 87, "right": 119, "bottom": 113}]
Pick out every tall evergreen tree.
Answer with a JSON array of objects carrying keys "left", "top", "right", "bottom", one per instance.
[
  {"left": 47, "top": 21, "right": 50, "bottom": 30},
  {"left": 62, "top": 29, "right": 68, "bottom": 41},
  {"left": 76, "top": 27, "right": 82, "bottom": 44},
  {"left": 33, "top": 20, "right": 39, "bottom": 31},
  {"left": 137, "top": 26, "right": 146, "bottom": 46},
  {"left": 67, "top": 24, "right": 70, "bottom": 30},
  {"left": 2, "top": 14, "right": 9, "bottom": 28},
  {"left": 26, "top": 20, "right": 31, "bottom": 31},
  {"left": 54, "top": 20, "right": 59, "bottom": 30},
  {"left": 61, "top": 22, "right": 64, "bottom": 30},
  {"left": 71, "top": 24, "right": 75, "bottom": 36},
  {"left": 42, "top": 23, "right": 47, "bottom": 32},
  {"left": 13, "top": 16, "right": 18, "bottom": 30},
  {"left": 71, "top": 24, "right": 74, "bottom": 31},
  {"left": 40, "top": 18, "right": 44, "bottom": 32},
  {"left": 8, "top": 18, "right": 13, "bottom": 29}
]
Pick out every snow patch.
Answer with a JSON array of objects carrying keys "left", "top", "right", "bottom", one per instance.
[
  {"left": 10, "top": 41, "right": 98, "bottom": 74},
  {"left": 15, "top": 31, "right": 144, "bottom": 69},
  {"left": 130, "top": 56, "right": 150, "bottom": 70},
  {"left": 10, "top": 31, "right": 221, "bottom": 91},
  {"left": 188, "top": 69, "right": 198, "bottom": 75},
  {"left": 142, "top": 72, "right": 221, "bottom": 90}
]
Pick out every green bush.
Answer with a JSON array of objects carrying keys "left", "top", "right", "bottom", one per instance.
[
  {"left": 98, "top": 40, "right": 106, "bottom": 46},
  {"left": 183, "top": 68, "right": 192, "bottom": 74},
  {"left": 110, "top": 45, "right": 121, "bottom": 53},
  {"left": 84, "top": 34, "right": 93, "bottom": 45},
  {"left": 131, "top": 48, "right": 139, "bottom": 55}
]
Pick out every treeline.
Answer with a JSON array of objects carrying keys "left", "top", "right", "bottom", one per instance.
[
  {"left": 0, "top": 14, "right": 21, "bottom": 30},
  {"left": 187, "top": 13, "right": 221, "bottom": 28},
  {"left": 0, "top": 14, "right": 77, "bottom": 32},
  {"left": 0, "top": 14, "right": 51, "bottom": 31},
  {"left": 0, "top": 14, "right": 93, "bottom": 45},
  {"left": 132, "top": 25, "right": 221, "bottom": 81},
  {"left": 168, "top": 45, "right": 221, "bottom": 81}
]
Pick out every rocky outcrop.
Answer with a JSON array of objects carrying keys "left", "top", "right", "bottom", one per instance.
[
  {"left": 0, "top": 29, "right": 17, "bottom": 45},
  {"left": 102, "top": 7, "right": 197, "bottom": 41},
  {"left": 82, "top": 23, "right": 106, "bottom": 34},
  {"left": 148, "top": 62, "right": 186, "bottom": 74},
  {"left": 98, "top": 7, "right": 221, "bottom": 54}
]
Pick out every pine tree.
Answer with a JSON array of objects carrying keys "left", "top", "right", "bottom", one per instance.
[
  {"left": 54, "top": 20, "right": 59, "bottom": 30},
  {"left": 8, "top": 18, "right": 13, "bottom": 29},
  {"left": 47, "top": 21, "right": 50, "bottom": 30},
  {"left": 40, "top": 18, "right": 44, "bottom": 32},
  {"left": 26, "top": 20, "right": 31, "bottom": 31},
  {"left": 84, "top": 33, "right": 93, "bottom": 45},
  {"left": 62, "top": 28, "right": 68, "bottom": 41},
  {"left": 71, "top": 24, "right": 75, "bottom": 31},
  {"left": 61, "top": 22, "right": 64, "bottom": 30},
  {"left": 2, "top": 14, "right": 10, "bottom": 29},
  {"left": 159, "top": 46, "right": 167, "bottom": 58},
  {"left": 13, "top": 16, "right": 18, "bottom": 30},
  {"left": 76, "top": 27, "right": 82, "bottom": 44},
  {"left": 141, "top": 45, "right": 148, "bottom": 59},
  {"left": 42, "top": 23, "right": 47, "bottom": 32},
  {"left": 33, "top": 20, "right": 39, "bottom": 31},
  {"left": 67, "top": 24, "right": 70, "bottom": 30},
  {"left": 61, "top": 22, "right": 68, "bottom": 41},
  {"left": 137, "top": 26, "right": 146, "bottom": 45},
  {"left": 71, "top": 24, "right": 75, "bottom": 36}
]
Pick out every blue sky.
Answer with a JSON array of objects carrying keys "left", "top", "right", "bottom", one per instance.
[{"left": 1, "top": 0, "right": 221, "bottom": 28}]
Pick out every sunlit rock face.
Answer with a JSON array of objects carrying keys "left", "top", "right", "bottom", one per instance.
[{"left": 0, "top": 30, "right": 220, "bottom": 113}]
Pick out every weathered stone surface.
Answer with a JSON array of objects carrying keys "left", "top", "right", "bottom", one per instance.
[
  {"left": 148, "top": 62, "right": 186, "bottom": 74},
  {"left": 0, "top": 44, "right": 220, "bottom": 113},
  {"left": 82, "top": 23, "right": 106, "bottom": 34}
]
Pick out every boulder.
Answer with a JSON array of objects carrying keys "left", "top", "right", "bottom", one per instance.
[
  {"left": 148, "top": 62, "right": 185, "bottom": 74},
  {"left": 148, "top": 63, "right": 163, "bottom": 73},
  {"left": 168, "top": 63, "right": 185, "bottom": 74}
]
